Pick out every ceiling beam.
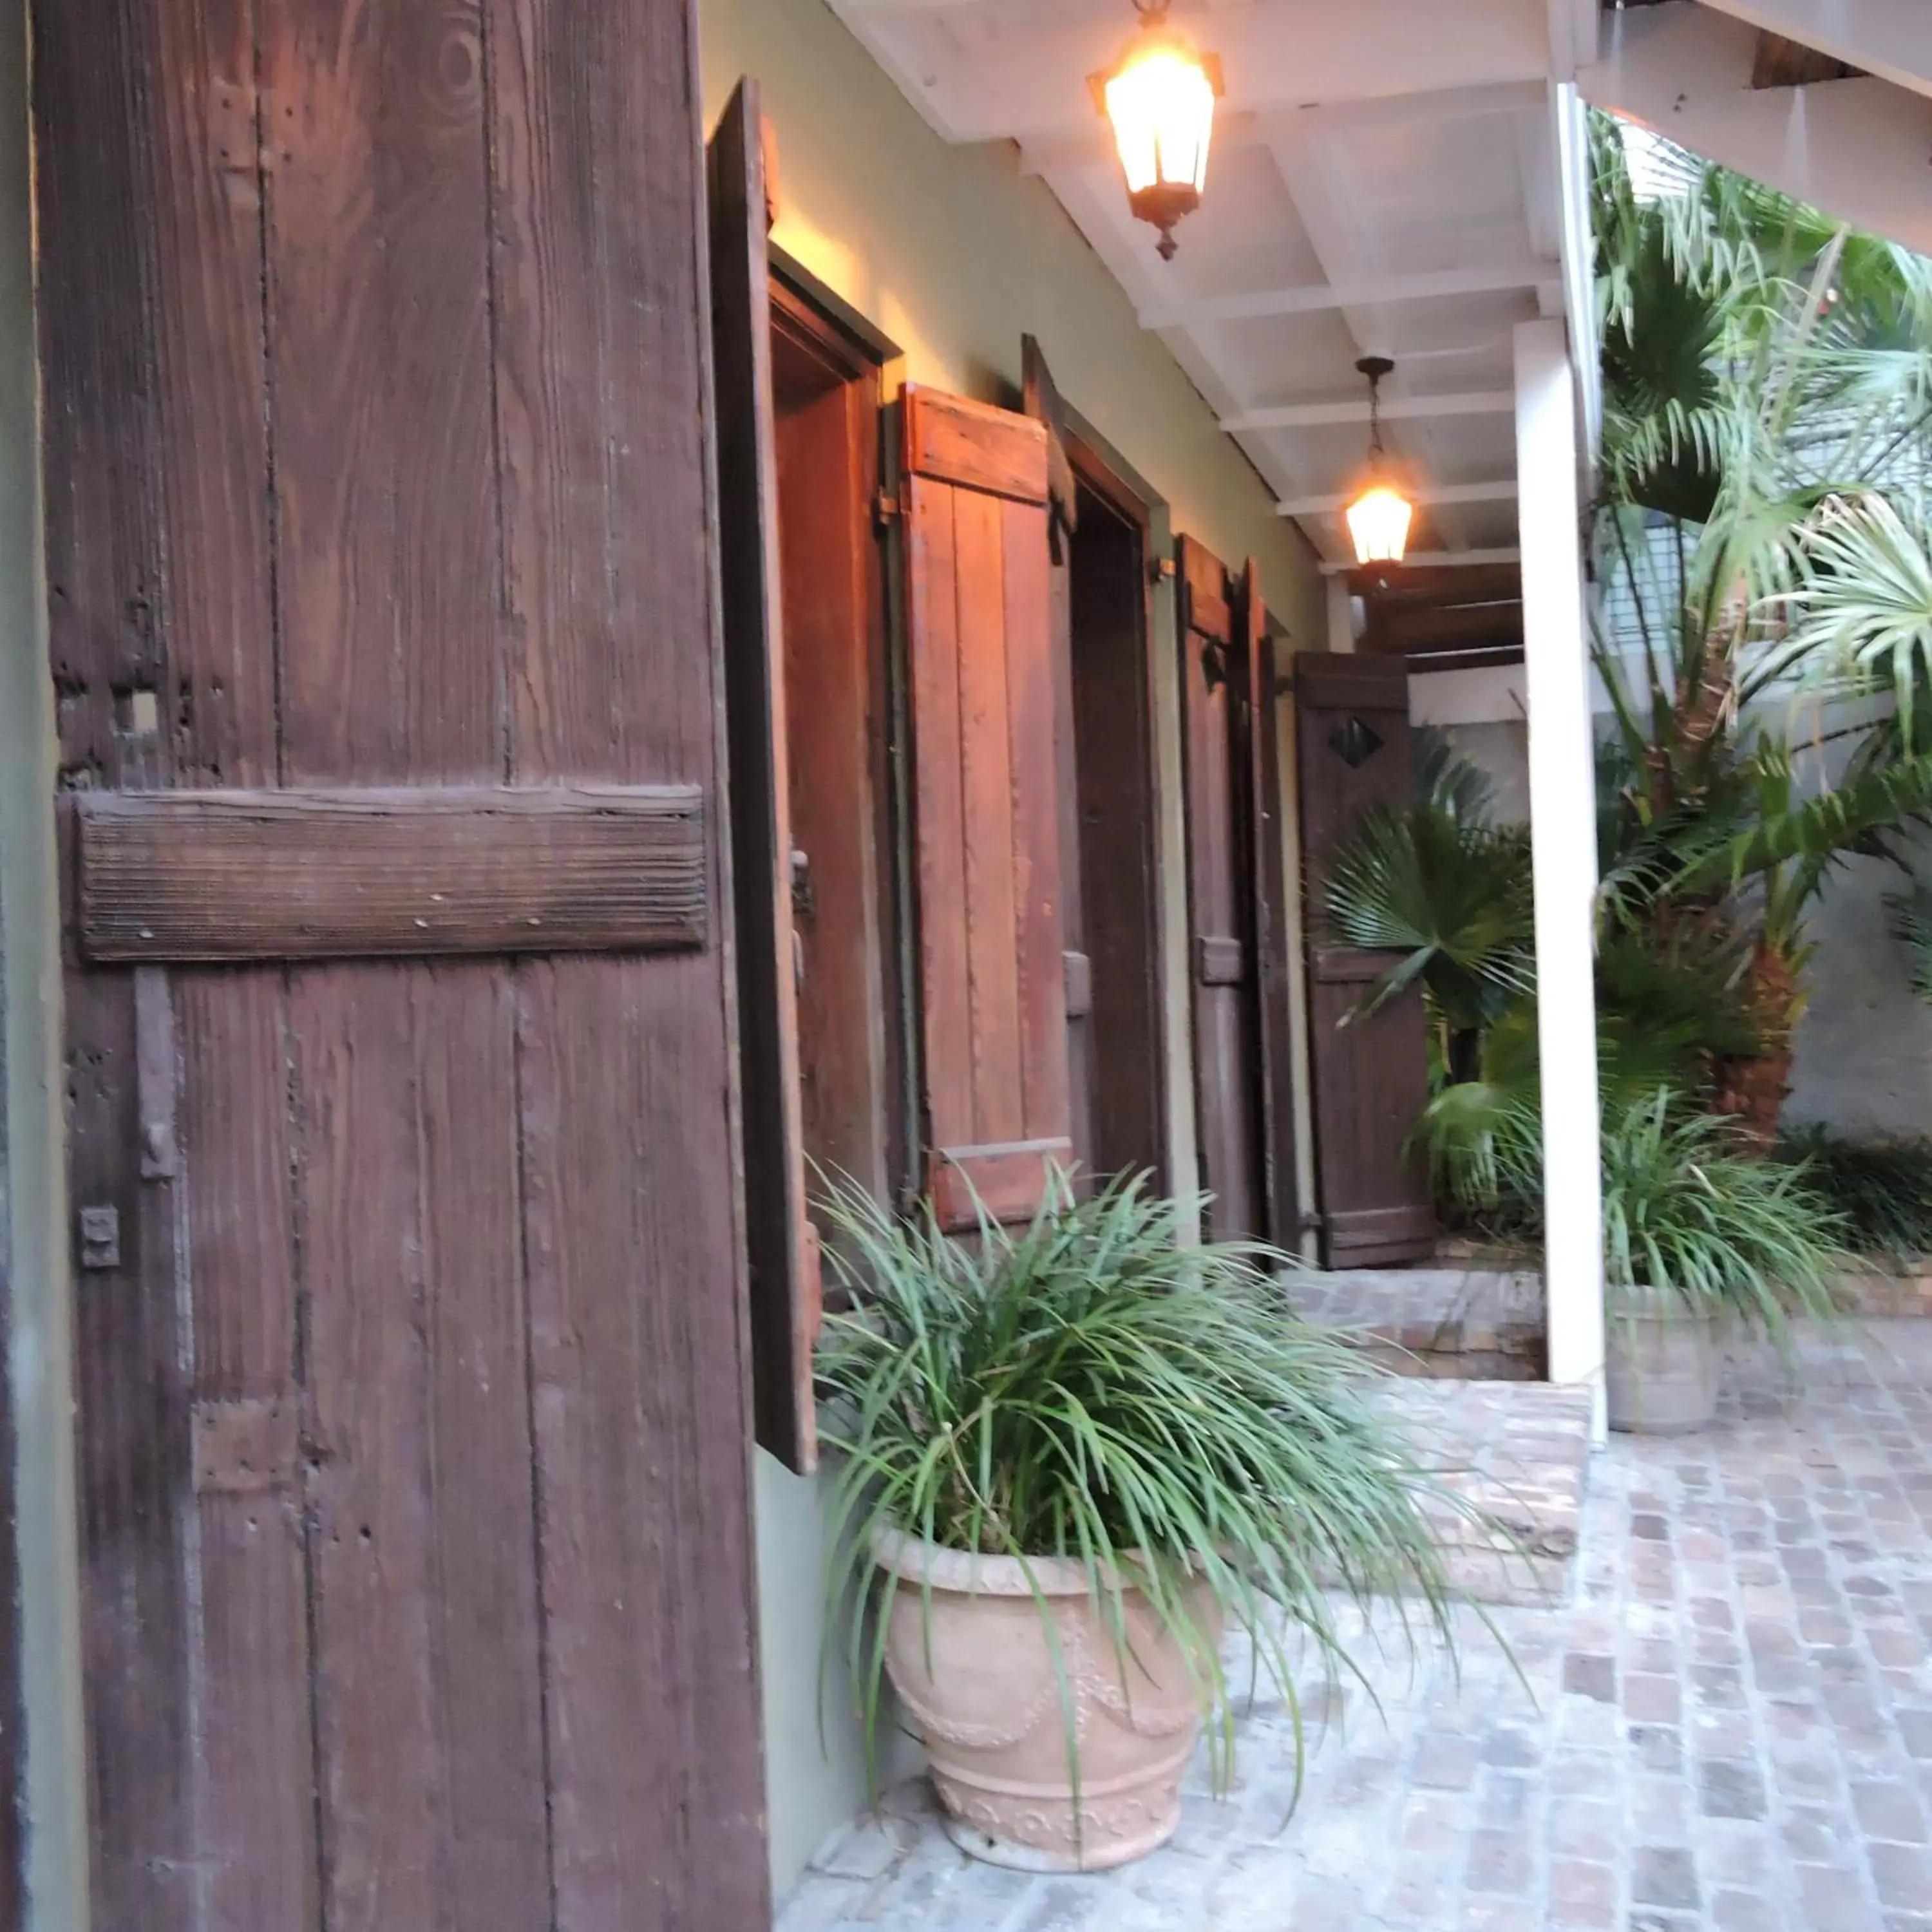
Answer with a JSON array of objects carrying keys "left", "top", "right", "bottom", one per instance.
[
  {"left": 1018, "top": 112, "right": 1263, "bottom": 180},
  {"left": 847, "top": 0, "right": 1555, "bottom": 145},
  {"left": 1141, "top": 262, "right": 1558, "bottom": 330},
  {"left": 1320, "top": 547, "right": 1523, "bottom": 574},
  {"left": 1582, "top": 3, "right": 1932, "bottom": 255},
  {"left": 1019, "top": 80, "right": 1549, "bottom": 178},
  {"left": 1687, "top": 0, "right": 1932, "bottom": 102},
  {"left": 1546, "top": 0, "right": 1603, "bottom": 79},
  {"left": 1225, "top": 391, "right": 1515, "bottom": 433},
  {"left": 1278, "top": 480, "right": 1520, "bottom": 517}
]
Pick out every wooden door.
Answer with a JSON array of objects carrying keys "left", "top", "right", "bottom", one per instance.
[
  {"left": 1024, "top": 336, "right": 1094, "bottom": 1182},
  {"left": 1242, "top": 565, "right": 1302, "bottom": 1249},
  {"left": 710, "top": 78, "right": 819, "bottom": 1474},
  {"left": 1294, "top": 652, "right": 1437, "bottom": 1267},
  {"left": 902, "top": 386, "right": 1072, "bottom": 1229},
  {"left": 1178, "top": 536, "right": 1265, "bottom": 1240},
  {"left": 37, "top": 5, "right": 768, "bottom": 1928}
]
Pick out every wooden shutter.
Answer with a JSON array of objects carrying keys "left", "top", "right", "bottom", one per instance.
[
  {"left": 1294, "top": 650, "right": 1437, "bottom": 1267},
  {"left": 1178, "top": 535, "right": 1264, "bottom": 1240},
  {"left": 709, "top": 79, "right": 819, "bottom": 1472},
  {"left": 1239, "top": 562, "right": 1302, "bottom": 1248},
  {"left": 902, "top": 385, "right": 1072, "bottom": 1229},
  {"left": 1023, "top": 337, "right": 1093, "bottom": 1183}
]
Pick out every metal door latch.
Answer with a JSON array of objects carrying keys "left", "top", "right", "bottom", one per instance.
[{"left": 79, "top": 1205, "right": 121, "bottom": 1271}]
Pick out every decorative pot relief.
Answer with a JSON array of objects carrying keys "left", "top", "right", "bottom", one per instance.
[{"left": 873, "top": 1531, "right": 1216, "bottom": 1872}]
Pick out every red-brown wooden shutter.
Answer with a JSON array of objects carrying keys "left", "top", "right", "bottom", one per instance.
[
  {"left": 708, "top": 79, "right": 819, "bottom": 1471},
  {"left": 1294, "top": 650, "right": 1437, "bottom": 1267},
  {"left": 1239, "top": 561, "right": 1303, "bottom": 1248},
  {"left": 1178, "top": 535, "right": 1265, "bottom": 1240},
  {"left": 902, "top": 385, "right": 1072, "bottom": 1229}
]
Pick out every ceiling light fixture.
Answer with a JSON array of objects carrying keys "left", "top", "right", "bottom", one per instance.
[
  {"left": 1344, "top": 355, "right": 1414, "bottom": 566},
  {"left": 1090, "top": 1, "right": 1222, "bottom": 262}
]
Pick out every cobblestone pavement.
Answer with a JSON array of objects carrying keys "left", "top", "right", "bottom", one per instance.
[{"left": 779, "top": 1325, "right": 1932, "bottom": 1931}]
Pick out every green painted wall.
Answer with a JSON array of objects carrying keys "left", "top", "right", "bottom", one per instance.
[
  {"left": 0, "top": 3, "right": 91, "bottom": 1924},
  {"left": 696, "top": 0, "right": 1325, "bottom": 1898}
]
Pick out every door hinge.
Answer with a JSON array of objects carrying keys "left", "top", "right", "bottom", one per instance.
[{"left": 873, "top": 490, "right": 901, "bottom": 527}]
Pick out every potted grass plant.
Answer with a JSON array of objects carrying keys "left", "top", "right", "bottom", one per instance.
[
  {"left": 1602, "top": 1092, "right": 1850, "bottom": 1433},
  {"left": 815, "top": 1171, "right": 1475, "bottom": 1873}
]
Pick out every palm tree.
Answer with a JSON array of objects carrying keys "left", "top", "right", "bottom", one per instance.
[{"left": 1589, "top": 115, "right": 1932, "bottom": 1138}]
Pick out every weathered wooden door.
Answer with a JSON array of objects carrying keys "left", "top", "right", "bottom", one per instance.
[
  {"left": 901, "top": 386, "right": 1072, "bottom": 1229},
  {"left": 710, "top": 77, "right": 819, "bottom": 1473},
  {"left": 38, "top": 5, "right": 768, "bottom": 1927},
  {"left": 1294, "top": 651, "right": 1437, "bottom": 1267},
  {"left": 1177, "top": 536, "right": 1300, "bottom": 1243},
  {"left": 1024, "top": 336, "right": 1094, "bottom": 1183},
  {"left": 1242, "top": 565, "right": 1302, "bottom": 1250}
]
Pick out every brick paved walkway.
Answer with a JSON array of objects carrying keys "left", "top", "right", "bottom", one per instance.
[{"left": 779, "top": 1325, "right": 1932, "bottom": 1931}]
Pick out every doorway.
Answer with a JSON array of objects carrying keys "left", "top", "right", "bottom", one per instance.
[
  {"left": 767, "top": 263, "right": 902, "bottom": 1217},
  {"left": 1054, "top": 426, "right": 1168, "bottom": 1191}
]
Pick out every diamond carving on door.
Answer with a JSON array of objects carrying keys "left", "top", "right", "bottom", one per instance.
[{"left": 1327, "top": 715, "right": 1385, "bottom": 770}]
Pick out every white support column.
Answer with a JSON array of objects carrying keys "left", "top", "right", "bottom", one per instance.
[
  {"left": 1325, "top": 575, "right": 1357, "bottom": 656},
  {"left": 1514, "top": 317, "right": 1606, "bottom": 1435}
]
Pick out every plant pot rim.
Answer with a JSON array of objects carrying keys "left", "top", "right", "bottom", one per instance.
[
  {"left": 872, "top": 1526, "right": 1161, "bottom": 1600},
  {"left": 1607, "top": 1282, "right": 1721, "bottom": 1320}
]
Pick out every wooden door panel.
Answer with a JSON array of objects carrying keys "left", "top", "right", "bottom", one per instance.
[
  {"left": 36, "top": 6, "right": 770, "bottom": 1931},
  {"left": 903, "top": 386, "right": 1072, "bottom": 1227},
  {"left": 1243, "top": 564, "right": 1301, "bottom": 1250},
  {"left": 1295, "top": 651, "right": 1437, "bottom": 1267},
  {"left": 710, "top": 77, "right": 818, "bottom": 1473},
  {"left": 294, "top": 963, "right": 549, "bottom": 1932},
  {"left": 1178, "top": 535, "right": 1263, "bottom": 1240},
  {"left": 1028, "top": 337, "right": 1092, "bottom": 1184}
]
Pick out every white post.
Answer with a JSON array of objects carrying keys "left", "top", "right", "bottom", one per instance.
[
  {"left": 1514, "top": 317, "right": 1606, "bottom": 1435},
  {"left": 1325, "top": 573, "right": 1356, "bottom": 655}
]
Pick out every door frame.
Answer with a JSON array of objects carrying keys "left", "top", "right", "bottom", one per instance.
[
  {"left": 766, "top": 247, "right": 908, "bottom": 1209},
  {"left": 1061, "top": 402, "right": 1171, "bottom": 1193}
]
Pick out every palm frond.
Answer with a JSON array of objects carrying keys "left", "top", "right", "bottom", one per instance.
[{"left": 1888, "top": 886, "right": 1932, "bottom": 1007}]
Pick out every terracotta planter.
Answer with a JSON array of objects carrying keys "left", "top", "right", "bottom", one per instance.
[
  {"left": 1605, "top": 1285, "right": 1721, "bottom": 1434},
  {"left": 873, "top": 1530, "right": 1216, "bottom": 1871}
]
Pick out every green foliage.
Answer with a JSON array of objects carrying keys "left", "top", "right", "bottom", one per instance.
[
  {"left": 1777, "top": 1125, "right": 1932, "bottom": 1261},
  {"left": 814, "top": 1171, "right": 1477, "bottom": 1803},
  {"left": 1889, "top": 887, "right": 1932, "bottom": 1007},
  {"left": 1321, "top": 742, "right": 1533, "bottom": 1068},
  {"left": 1602, "top": 1094, "right": 1850, "bottom": 1347},
  {"left": 1765, "top": 493, "right": 1932, "bottom": 742}
]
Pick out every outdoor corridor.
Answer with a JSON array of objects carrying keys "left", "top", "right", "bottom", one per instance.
[{"left": 780, "top": 1324, "right": 1932, "bottom": 1932}]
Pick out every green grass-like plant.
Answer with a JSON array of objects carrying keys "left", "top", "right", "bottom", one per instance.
[
  {"left": 814, "top": 1171, "right": 1478, "bottom": 1806},
  {"left": 1776, "top": 1125, "right": 1932, "bottom": 1261},
  {"left": 1604, "top": 1093, "right": 1850, "bottom": 1349}
]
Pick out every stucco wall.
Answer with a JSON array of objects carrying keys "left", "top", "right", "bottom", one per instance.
[
  {"left": 1411, "top": 665, "right": 1932, "bottom": 1144},
  {"left": 1787, "top": 838, "right": 1932, "bottom": 1141},
  {"left": 694, "top": 0, "right": 1324, "bottom": 1897},
  {"left": 0, "top": 3, "right": 90, "bottom": 1922}
]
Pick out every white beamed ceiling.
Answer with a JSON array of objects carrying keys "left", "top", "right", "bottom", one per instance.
[{"left": 827, "top": 0, "right": 1577, "bottom": 564}]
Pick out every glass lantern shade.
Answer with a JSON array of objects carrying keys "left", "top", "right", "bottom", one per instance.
[
  {"left": 1345, "top": 482, "right": 1414, "bottom": 567},
  {"left": 1093, "top": 17, "right": 1221, "bottom": 259}
]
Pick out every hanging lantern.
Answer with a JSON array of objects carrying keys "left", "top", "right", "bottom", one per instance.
[
  {"left": 1090, "top": 1, "right": 1223, "bottom": 261},
  {"left": 1345, "top": 356, "right": 1414, "bottom": 566}
]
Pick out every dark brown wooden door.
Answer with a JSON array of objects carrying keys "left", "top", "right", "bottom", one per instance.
[
  {"left": 710, "top": 77, "right": 819, "bottom": 1475},
  {"left": 1294, "top": 651, "right": 1437, "bottom": 1267},
  {"left": 1242, "top": 564, "right": 1302, "bottom": 1249},
  {"left": 902, "top": 386, "right": 1072, "bottom": 1229},
  {"left": 1025, "top": 337, "right": 1094, "bottom": 1183},
  {"left": 1178, "top": 535, "right": 1265, "bottom": 1240},
  {"left": 37, "top": 6, "right": 768, "bottom": 1928}
]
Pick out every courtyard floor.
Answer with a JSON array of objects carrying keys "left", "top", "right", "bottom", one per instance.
[{"left": 778, "top": 1322, "right": 1932, "bottom": 1931}]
